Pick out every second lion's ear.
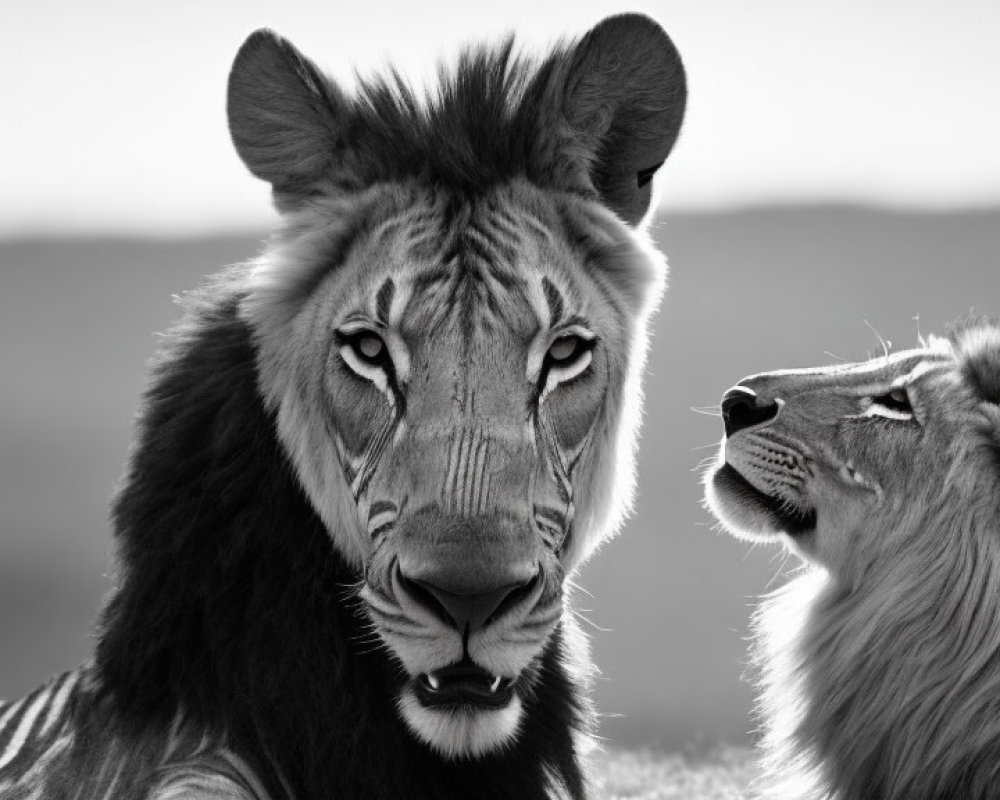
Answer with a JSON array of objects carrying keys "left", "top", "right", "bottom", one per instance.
[
  {"left": 956, "top": 321, "right": 1000, "bottom": 404},
  {"left": 559, "top": 14, "right": 687, "bottom": 226},
  {"left": 227, "top": 29, "right": 355, "bottom": 195}
]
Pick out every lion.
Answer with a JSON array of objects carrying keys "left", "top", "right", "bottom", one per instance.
[
  {"left": 0, "top": 14, "right": 687, "bottom": 800},
  {"left": 704, "top": 318, "right": 1000, "bottom": 799}
]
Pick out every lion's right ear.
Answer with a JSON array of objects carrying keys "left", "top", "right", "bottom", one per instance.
[{"left": 227, "top": 30, "right": 353, "bottom": 193}]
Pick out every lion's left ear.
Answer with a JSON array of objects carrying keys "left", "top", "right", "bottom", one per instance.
[
  {"left": 956, "top": 321, "right": 1000, "bottom": 404},
  {"left": 557, "top": 14, "right": 687, "bottom": 226}
]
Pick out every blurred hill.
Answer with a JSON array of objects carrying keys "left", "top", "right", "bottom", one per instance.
[{"left": 1, "top": 206, "right": 998, "bottom": 748}]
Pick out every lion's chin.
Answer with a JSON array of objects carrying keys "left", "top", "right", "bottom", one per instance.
[
  {"left": 397, "top": 685, "right": 524, "bottom": 759},
  {"left": 705, "top": 462, "right": 817, "bottom": 542}
]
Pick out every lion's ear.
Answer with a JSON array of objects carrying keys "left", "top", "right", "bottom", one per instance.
[
  {"left": 558, "top": 14, "right": 687, "bottom": 226},
  {"left": 227, "top": 29, "right": 355, "bottom": 195},
  {"left": 956, "top": 321, "right": 1000, "bottom": 405}
]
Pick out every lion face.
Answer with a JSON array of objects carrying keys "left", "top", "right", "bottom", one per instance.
[
  {"left": 241, "top": 182, "right": 660, "bottom": 757},
  {"left": 704, "top": 328, "right": 1000, "bottom": 575}
]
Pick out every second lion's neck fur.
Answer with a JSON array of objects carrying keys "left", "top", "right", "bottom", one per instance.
[{"left": 755, "top": 515, "right": 1000, "bottom": 800}]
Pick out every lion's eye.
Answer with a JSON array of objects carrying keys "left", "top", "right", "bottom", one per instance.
[
  {"left": 874, "top": 389, "right": 911, "bottom": 413},
  {"left": 338, "top": 328, "right": 394, "bottom": 390},
  {"left": 353, "top": 333, "right": 386, "bottom": 363},
  {"left": 865, "top": 388, "right": 914, "bottom": 421},
  {"left": 546, "top": 335, "right": 587, "bottom": 365},
  {"left": 537, "top": 332, "right": 596, "bottom": 401}
]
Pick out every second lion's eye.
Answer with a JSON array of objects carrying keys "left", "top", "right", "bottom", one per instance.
[
  {"left": 864, "top": 387, "right": 915, "bottom": 421},
  {"left": 873, "top": 388, "right": 911, "bottom": 414},
  {"left": 875, "top": 389, "right": 912, "bottom": 412}
]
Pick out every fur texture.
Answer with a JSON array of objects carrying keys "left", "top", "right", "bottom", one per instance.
[{"left": 705, "top": 319, "right": 1000, "bottom": 799}]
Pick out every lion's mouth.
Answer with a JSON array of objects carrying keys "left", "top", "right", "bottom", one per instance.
[
  {"left": 717, "top": 462, "right": 817, "bottom": 535},
  {"left": 415, "top": 660, "right": 517, "bottom": 709}
]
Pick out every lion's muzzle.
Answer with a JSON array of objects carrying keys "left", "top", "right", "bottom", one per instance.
[
  {"left": 363, "top": 506, "right": 559, "bottom": 700},
  {"left": 393, "top": 508, "right": 541, "bottom": 634},
  {"left": 721, "top": 385, "right": 781, "bottom": 437}
]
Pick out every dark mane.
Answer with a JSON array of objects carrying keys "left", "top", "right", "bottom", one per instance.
[
  {"left": 92, "top": 271, "right": 587, "bottom": 799},
  {"left": 348, "top": 39, "right": 570, "bottom": 193}
]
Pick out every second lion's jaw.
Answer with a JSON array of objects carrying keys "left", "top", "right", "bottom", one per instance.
[
  {"left": 707, "top": 457, "right": 818, "bottom": 540},
  {"left": 833, "top": 459, "right": 882, "bottom": 497}
]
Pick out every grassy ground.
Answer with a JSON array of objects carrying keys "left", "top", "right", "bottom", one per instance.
[{"left": 596, "top": 746, "right": 756, "bottom": 799}]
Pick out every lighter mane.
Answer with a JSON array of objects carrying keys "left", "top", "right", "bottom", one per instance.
[{"left": 744, "top": 326, "right": 1000, "bottom": 798}]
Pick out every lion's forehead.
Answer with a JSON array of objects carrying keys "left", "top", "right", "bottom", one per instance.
[
  {"left": 327, "top": 187, "right": 595, "bottom": 330},
  {"left": 397, "top": 268, "right": 539, "bottom": 347}
]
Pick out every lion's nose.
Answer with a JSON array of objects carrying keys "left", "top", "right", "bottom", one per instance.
[
  {"left": 721, "top": 386, "right": 780, "bottom": 437},
  {"left": 396, "top": 568, "right": 540, "bottom": 632}
]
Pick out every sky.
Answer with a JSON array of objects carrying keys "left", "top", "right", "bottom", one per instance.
[{"left": 2, "top": 0, "right": 1000, "bottom": 235}]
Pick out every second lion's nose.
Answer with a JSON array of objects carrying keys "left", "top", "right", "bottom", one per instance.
[{"left": 721, "top": 386, "right": 780, "bottom": 437}]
